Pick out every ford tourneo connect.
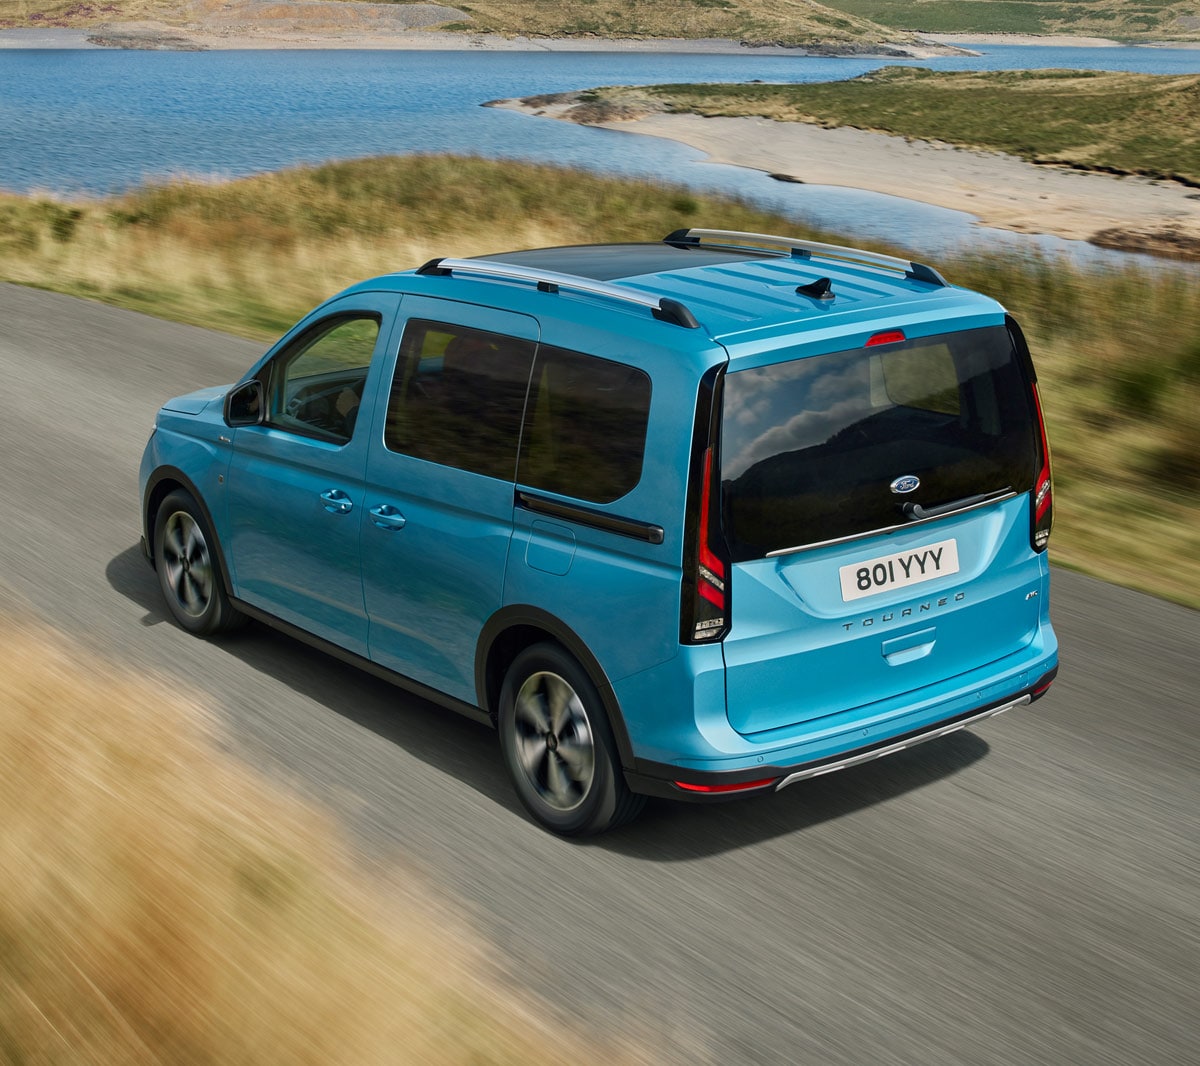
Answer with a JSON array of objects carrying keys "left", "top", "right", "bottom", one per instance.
[{"left": 140, "top": 229, "right": 1059, "bottom": 835}]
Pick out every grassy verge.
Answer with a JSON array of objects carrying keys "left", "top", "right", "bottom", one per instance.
[
  {"left": 0, "top": 616, "right": 633, "bottom": 1065},
  {"left": 586, "top": 69, "right": 1200, "bottom": 185},
  {"left": 2, "top": 154, "right": 1197, "bottom": 607}
]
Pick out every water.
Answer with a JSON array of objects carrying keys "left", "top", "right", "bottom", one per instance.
[{"left": 1, "top": 41, "right": 1198, "bottom": 261}]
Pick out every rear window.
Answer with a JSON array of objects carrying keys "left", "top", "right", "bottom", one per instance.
[{"left": 720, "top": 325, "right": 1038, "bottom": 560}]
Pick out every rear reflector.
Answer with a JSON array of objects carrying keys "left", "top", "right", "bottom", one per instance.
[
  {"left": 866, "top": 329, "right": 906, "bottom": 347},
  {"left": 674, "top": 777, "right": 778, "bottom": 794}
]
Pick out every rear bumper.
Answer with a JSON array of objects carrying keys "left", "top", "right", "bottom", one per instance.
[{"left": 623, "top": 667, "right": 1057, "bottom": 801}]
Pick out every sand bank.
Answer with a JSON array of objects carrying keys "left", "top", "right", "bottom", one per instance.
[{"left": 501, "top": 99, "right": 1200, "bottom": 257}]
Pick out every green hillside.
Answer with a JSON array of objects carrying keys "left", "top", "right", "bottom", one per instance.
[{"left": 816, "top": 0, "right": 1200, "bottom": 40}]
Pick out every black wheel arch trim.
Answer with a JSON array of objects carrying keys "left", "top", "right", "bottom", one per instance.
[
  {"left": 143, "top": 466, "right": 234, "bottom": 597},
  {"left": 475, "top": 604, "right": 636, "bottom": 770}
]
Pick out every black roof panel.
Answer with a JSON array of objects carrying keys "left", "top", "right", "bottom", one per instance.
[{"left": 472, "top": 242, "right": 774, "bottom": 282}]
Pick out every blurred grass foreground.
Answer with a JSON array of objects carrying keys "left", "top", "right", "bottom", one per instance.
[
  {"left": 0, "top": 618, "right": 614, "bottom": 1066},
  {"left": 1, "top": 154, "right": 1198, "bottom": 607}
]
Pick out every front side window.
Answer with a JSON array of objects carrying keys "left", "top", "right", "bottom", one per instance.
[
  {"left": 384, "top": 319, "right": 535, "bottom": 480},
  {"left": 721, "top": 326, "right": 1038, "bottom": 559},
  {"left": 266, "top": 314, "right": 379, "bottom": 443},
  {"left": 518, "top": 345, "right": 651, "bottom": 504}
]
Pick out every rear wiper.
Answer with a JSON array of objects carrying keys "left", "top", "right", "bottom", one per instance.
[{"left": 901, "top": 487, "right": 1014, "bottom": 522}]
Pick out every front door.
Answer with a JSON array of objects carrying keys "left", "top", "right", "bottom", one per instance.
[{"left": 225, "top": 294, "right": 400, "bottom": 654}]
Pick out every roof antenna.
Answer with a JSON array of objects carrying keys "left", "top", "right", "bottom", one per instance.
[{"left": 796, "top": 277, "right": 834, "bottom": 301}]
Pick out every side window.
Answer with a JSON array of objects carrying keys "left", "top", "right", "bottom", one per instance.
[
  {"left": 384, "top": 319, "right": 535, "bottom": 480},
  {"left": 519, "top": 345, "right": 651, "bottom": 504},
  {"left": 266, "top": 314, "right": 380, "bottom": 443}
]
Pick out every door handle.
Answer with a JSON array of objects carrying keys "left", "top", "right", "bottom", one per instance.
[
  {"left": 320, "top": 489, "right": 353, "bottom": 515},
  {"left": 370, "top": 504, "right": 407, "bottom": 531}
]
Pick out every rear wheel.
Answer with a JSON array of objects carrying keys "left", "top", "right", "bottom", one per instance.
[
  {"left": 498, "top": 643, "right": 644, "bottom": 836},
  {"left": 154, "top": 490, "right": 244, "bottom": 636}
]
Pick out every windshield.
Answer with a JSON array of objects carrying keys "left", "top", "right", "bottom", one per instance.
[{"left": 720, "top": 325, "right": 1038, "bottom": 560}]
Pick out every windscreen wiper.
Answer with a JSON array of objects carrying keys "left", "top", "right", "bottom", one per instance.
[{"left": 901, "top": 487, "right": 1015, "bottom": 522}]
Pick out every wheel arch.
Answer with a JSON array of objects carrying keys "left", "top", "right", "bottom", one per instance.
[
  {"left": 476, "top": 605, "right": 636, "bottom": 769},
  {"left": 144, "top": 467, "right": 234, "bottom": 596}
]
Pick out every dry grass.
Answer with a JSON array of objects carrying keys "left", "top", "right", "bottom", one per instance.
[
  {"left": 0, "top": 0, "right": 908, "bottom": 45},
  {"left": 436, "top": 0, "right": 904, "bottom": 47},
  {"left": 0, "top": 616, "right": 623, "bottom": 1066},
  {"left": 2, "top": 154, "right": 1198, "bottom": 606},
  {"left": 0, "top": 155, "right": 836, "bottom": 337}
]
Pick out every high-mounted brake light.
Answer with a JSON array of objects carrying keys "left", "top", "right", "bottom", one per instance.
[
  {"left": 866, "top": 329, "right": 906, "bottom": 347},
  {"left": 1030, "top": 383, "right": 1053, "bottom": 552}
]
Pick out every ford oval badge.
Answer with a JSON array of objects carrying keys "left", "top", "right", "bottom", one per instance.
[{"left": 890, "top": 475, "right": 920, "bottom": 494}]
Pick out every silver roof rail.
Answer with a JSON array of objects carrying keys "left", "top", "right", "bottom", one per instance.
[
  {"left": 416, "top": 257, "right": 700, "bottom": 328},
  {"left": 663, "top": 228, "right": 949, "bottom": 287}
]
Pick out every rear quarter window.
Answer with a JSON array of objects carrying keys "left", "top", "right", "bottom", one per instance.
[{"left": 518, "top": 345, "right": 651, "bottom": 505}]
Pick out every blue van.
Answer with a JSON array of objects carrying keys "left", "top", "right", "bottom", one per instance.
[{"left": 139, "top": 229, "right": 1058, "bottom": 834}]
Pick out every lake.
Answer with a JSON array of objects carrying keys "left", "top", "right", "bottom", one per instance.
[{"left": 2, "top": 41, "right": 1199, "bottom": 260}]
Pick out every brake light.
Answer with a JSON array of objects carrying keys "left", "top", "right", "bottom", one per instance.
[
  {"left": 682, "top": 444, "right": 731, "bottom": 644},
  {"left": 866, "top": 329, "right": 906, "bottom": 347},
  {"left": 698, "top": 453, "right": 726, "bottom": 608},
  {"left": 1031, "top": 383, "right": 1053, "bottom": 552}
]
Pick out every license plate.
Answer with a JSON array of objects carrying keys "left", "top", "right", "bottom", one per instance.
[{"left": 839, "top": 539, "right": 960, "bottom": 602}]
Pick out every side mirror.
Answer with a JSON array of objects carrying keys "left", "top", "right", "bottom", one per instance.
[{"left": 224, "top": 379, "right": 264, "bottom": 427}]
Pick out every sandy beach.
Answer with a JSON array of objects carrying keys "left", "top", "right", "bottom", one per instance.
[{"left": 499, "top": 99, "right": 1200, "bottom": 256}]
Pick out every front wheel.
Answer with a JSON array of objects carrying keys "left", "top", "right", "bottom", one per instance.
[
  {"left": 153, "top": 489, "right": 245, "bottom": 636},
  {"left": 498, "top": 643, "right": 645, "bottom": 836}
]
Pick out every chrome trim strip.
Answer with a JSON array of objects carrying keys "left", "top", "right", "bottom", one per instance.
[
  {"left": 764, "top": 490, "right": 1019, "bottom": 558},
  {"left": 774, "top": 695, "right": 1030, "bottom": 791}
]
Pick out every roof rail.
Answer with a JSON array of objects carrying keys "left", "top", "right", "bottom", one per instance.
[
  {"left": 663, "top": 228, "right": 949, "bottom": 287},
  {"left": 416, "top": 257, "right": 700, "bottom": 329}
]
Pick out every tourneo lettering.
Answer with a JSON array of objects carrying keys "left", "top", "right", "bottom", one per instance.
[
  {"left": 842, "top": 591, "right": 967, "bottom": 630},
  {"left": 839, "top": 539, "right": 960, "bottom": 602}
]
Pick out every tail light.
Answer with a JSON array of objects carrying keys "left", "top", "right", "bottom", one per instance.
[
  {"left": 682, "top": 371, "right": 730, "bottom": 644},
  {"left": 683, "top": 446, "right": 729, "bottom": 642},
  {"left": 1031, "top": 382, "right": 1053, "bottom": 552}
]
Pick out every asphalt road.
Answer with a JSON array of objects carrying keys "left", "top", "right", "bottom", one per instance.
[{"left": 2, "top": 282, "right": 1196, "bottom": 1065}]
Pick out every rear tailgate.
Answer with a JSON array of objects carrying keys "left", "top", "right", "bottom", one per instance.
[
  {"left": 722, "top": 496, "right": 1041, "bottom": 736},
  {"left": 717, "top": 323, "right": 1045, "bottom": 737}
]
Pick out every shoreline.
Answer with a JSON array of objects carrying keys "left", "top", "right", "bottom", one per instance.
[
  {"left": 496, "top": 99, "right": 1200, "bottom": 258},
  {"left": 0, "top": 25, "right": 955, "bottom": 56},
  {"left": 3, "top": 24, "right": 1198, "bottom": 52}
]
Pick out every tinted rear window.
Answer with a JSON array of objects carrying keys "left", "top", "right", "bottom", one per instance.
[
  {"left": 720, "top": 326, "right": 1038, "bottom": 560},
  {"left": 519, "top": 345, "right": 651, "bottom": 504}
]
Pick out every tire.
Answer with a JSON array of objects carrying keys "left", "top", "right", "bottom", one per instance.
[
  {"left": 153, "top": 489, "right": 245, "bottom": 636},
  {"left": 498, "top": 643, "right": 645, "bottom": 836}
]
